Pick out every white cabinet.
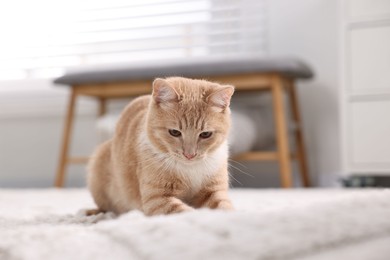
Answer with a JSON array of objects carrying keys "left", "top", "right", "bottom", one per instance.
[
  {"left": 349, "top": 100, "right": 390, "bottom": 172},
  {"left": 348, "top": 0, "right": 390, "bottom": 18},
  {"left": 350, "top": 25, "right": 390, "bottom": 93},
  {"left": 343, "top": 0, "right": 390, "bottom": 175}
]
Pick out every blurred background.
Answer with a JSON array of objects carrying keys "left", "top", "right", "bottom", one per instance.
[{"left": 0, "top": 0, "right": 389, "bottom": 188}]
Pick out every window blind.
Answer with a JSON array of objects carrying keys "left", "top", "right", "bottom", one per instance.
[{"left": 0, "top": 0, "right": 267, "bottom": 80}]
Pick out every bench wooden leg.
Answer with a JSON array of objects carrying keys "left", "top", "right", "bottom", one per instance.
[
  {"left": 271, "top": 75, "right": 293, "bottom": 188},
  {"left": 287, "top": 80, "right": 311, "bottom": 187},
  {"left": 54, "top": 90, "right": 77, "bottom": 187},
  {"left": 98, "top": 98, "right": 107, "bottom": 116}
]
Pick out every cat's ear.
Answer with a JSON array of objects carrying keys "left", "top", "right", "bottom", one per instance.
[
  {"left": 152, "top": 78, "right": 179, "bottom": 104},
  {"left": 208, "top": 85, "right": 235, "bottom": 112}
]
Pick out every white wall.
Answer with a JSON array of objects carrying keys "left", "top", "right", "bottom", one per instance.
[{"left": 0, "top": 80, "right": 98, "bottom": 187}]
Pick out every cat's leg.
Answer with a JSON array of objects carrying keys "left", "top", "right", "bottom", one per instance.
[
  {"left": 85, "top": 208, "right": 106, "bottom": 216},
  {"left": 140, "top": 180, "right": 194, "bottom": 216},
  {"left": 87, "top": 141, "right": 113, "bottom": 214},
  {"left": 195, "top": 190, "right": 234, "bottom": 210},
  {"left": 142, "top": 195, "right": 193, "bottom": 216},
  {"left": 194, "top": 176, "right": 234, "bottom": 210}
]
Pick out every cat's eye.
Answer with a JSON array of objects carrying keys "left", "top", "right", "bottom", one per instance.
[
  {"left": 168, "top": 129, "right": 182, "bottom": 137},
  {"left": 199, "top": 131, "right": 213, "bottom": 139}
]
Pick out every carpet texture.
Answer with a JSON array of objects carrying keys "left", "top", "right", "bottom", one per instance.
[{"left": 1, "top": 188, "right": 390, "bottom": 260}]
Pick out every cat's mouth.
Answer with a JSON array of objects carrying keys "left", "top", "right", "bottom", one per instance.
[{"left": 171, "top": 153, "right": 203, "bottom": 163}]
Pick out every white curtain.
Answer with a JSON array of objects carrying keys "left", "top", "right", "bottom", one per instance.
[{"left": 0, "top": 0, "right": 266, "bottom": 80}]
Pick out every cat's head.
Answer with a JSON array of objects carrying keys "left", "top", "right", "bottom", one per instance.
[{"left": 146, "top": 77, "right": 234, "bottom": 163}]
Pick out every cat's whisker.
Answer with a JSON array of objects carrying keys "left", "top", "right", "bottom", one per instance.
[
  {"left": 139, "top": 154, "right": 168, "bottom": 165},
  {"left": 203, "top": 157, "right": 219, "bottom": 175},
  {"left": 161, "top": 157, "right": 176, "bottom": 173},
  {"left": 166, "top": 158, "right": 176, "bottom": 172},
  {"left": 228, "top": 158, "right": 249, "bottom": 169},
  {"left": 228, "top": 163, "right": 254, "bottom": 178},
  {"left": 228, "top": 172, "right": 243, "bottom": 186},
  {"left": 202, "top": 158, "right": 212, "bottom": 170}
]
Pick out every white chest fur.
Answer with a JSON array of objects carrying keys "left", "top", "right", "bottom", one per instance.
[{"left": 173, "top": 141, "right": 228, "bottom": 193}]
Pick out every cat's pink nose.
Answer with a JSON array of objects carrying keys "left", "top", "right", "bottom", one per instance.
[{"left": 183, "top": 153, "right": 197, "bottom": 160}]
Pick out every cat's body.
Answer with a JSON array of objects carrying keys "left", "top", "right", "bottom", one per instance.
[{"left": 87, "top": 77, "right": 234, "bottom": 216}]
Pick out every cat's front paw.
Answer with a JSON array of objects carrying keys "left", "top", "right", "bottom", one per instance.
[
  {"left": 215, "top": 200, "right": 234, "bottom": 211},
  {"left": 144, "top": 202, "right": 194, "bottom": 216},
  {"left": 168, "top": 204, "right": 194, "bottom": 214}
]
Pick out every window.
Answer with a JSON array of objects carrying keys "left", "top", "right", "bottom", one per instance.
[{"left": 0, "top": 0, "right": 266, "bottom": 81}]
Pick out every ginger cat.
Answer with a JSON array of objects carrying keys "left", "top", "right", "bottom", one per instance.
[{"left": 87, "top": 77, "right": 234, "bottom": 216}]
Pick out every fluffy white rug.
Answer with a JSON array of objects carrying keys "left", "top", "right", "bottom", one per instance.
[{"left": 1, "top": 188, "right": 390, "bottom": 260}]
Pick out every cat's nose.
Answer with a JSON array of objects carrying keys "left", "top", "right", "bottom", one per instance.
[{"left": 183, "top": 152, "right": 197, "bottom": 160}]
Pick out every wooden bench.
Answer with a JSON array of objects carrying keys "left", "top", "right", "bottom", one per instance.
[{"left": 53, "top": 56, "right": 314, "bottom": 188}]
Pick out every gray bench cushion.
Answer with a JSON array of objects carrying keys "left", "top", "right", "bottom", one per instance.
[{"left": 54, "top": 56, "right": 314, "bottom": 86}]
